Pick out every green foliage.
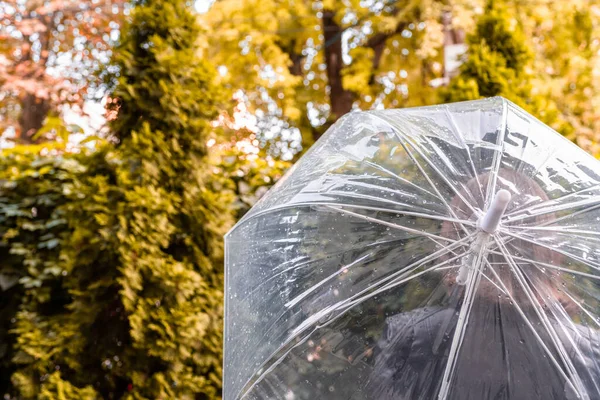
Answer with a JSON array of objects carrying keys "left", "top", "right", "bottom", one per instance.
[
  {"left": 214, "top": 145, "right": 290, "bottom": 219},
  {"left": 471, "top": 3, "right": 531, "bottom": 72},
  {"left": 6, "top": 0, "right": 235, "bottom": 398},
  {"left": 453, "top": 42, "right": 516, "bottom": 99},
  {"left": 0, "top": 146, "right": 83, "bottom": 397},
  {"left": 202, "top": 0, "right": 461, "bottom": 145},
  {"left": 442, "top": 2, "right": 563, "bottom": 129},
  {"left": 38, "top": 373, "right": 97, "bottom": 400},
  {"left": 443, "top": 4, "right": 532, "bottom": 103}
]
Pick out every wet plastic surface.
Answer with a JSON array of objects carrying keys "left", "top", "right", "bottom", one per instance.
[{"left": 224, "top": 97, "right": 600, "bottom": 399}]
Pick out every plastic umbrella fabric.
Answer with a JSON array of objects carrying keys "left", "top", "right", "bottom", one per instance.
[{"left": 224, "top": 97, "right": 600, "bottom": 400}]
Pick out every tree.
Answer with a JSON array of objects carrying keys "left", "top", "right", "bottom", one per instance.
[
  {"left": 203, "top": 0, "right": 600, "bottom": 158},
  {"left": 213, "top": 141, "right": 290, "bottom": 220},
  {"left": 0, "top": 0, "right": 125, "bottom": 143},
  {"left": 518, "top": 3, "right": 600, "bottom": 155},
  {"left": 201, "top": 0, "right": 478, "bottom": 146},
  {"left": 9, "top": 0, "right": 233, "bottom": 398},
  {"left": 442, "top": 4, "right": 542, "bottom": 108},
  {"left": 0, "top": 143, "right": 77, "bottom": 397},
  {"left": 442, "top": 1, "right": 600, "bottom": 142}
]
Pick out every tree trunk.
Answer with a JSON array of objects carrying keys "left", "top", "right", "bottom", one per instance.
[
  {"left": 18, "top": 93, "right": 50, "bottom": 143},
  {"left": 320, "top": 10, "right": 353, "bottom": 141}
]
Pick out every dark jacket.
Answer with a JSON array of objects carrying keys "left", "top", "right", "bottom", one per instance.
[{"left": 369, "top": 300, "right": 600, "bottom": 400}]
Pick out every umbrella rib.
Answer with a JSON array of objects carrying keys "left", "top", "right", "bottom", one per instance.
[
  {"left": 437, "top": 243, "right": 487, "bottom": 400},
  {"left": 486, "top": 244, "right": 582, "bottom": 395},
  {"left": 332, "top": 233, "right": 478, "bottom": 314},
  {"left": 284, "top": 252, "right": 374, "bottom": 309},
  {"left": 561, "top": 290, "right": 600, "bottom": 330},
  {"left": 494, "top": 201, "right": 600, "bottom": 255},
  {"left": 511, "top": 202, "right": 600, "bottom": 230},
  {"left": 445, "top": 108, "right": 486, "bottom": 203},
  {"left": 324, "top": 189, "right": 443, "bottom": 212},
  {"left": 290, "top": 253, "right": 465, "bottom": 338},
  {"left": 525, "top": 263, "right": 593, "bottom": 365},
  {"left": 234, "top": 203, "right": 475, "bottom": 304},
  {"left": 504, "top": 184, "right": 600, "bottom": 219},
  {"left": 480, "top": 260, "right": 509, "bottom": 295},
  {"left": 235, "top": 238, "right": 414, "bottom": 352},
  {"left": 340, "top": 252, "right": 468, "bottom": 312},
  {"left": 506, "top": 225, "right": 600, "bottom": 238},
  {"left": 487, "top": 250, "right": 600, "bottom": 281},
  {"left": 325, "top": 178, "right": 431, "bottom": 202},
  {"left": 237, "top": 237, "right": 406, "bottom": 303},
  {"left": 504, "top": 196, "right": 600, "bottom": 224},
  {"left": 291, "top": 234, "right": 478, "bottom": 338},
  {"left": 368, "top": 113, "right": 478, "bottom": 228},
  {"left": 326, "top": 205, "right": 457, "bottom": 243},
  {"left": 362, "top": 159, "right": 441, "bottom": 199},
  {"left": 499, "top": 230, "right": 600, "bottom": 271},
  {"left": 515, "top": 262, "right": 583, "bottom": 340},
  {"left": 407, "top": 130, "right": 481, "bottom": 208},
  {"left": 398, "top": 137, "right": 479, "bottom": 219},
  {"left": 494, "top": 238, "right": 588, "bottom": 399},
  {"left": 484, "top": 100, "right": 508, "bottom": 213},
  {"left": 496, "top": 252, "right": 600, "bottom": 340},
  {"left": 232, "top": 201, "right": 476, "bottom": 228},
  {"left": 500, "top": 144, "right": 558, "bottom": 216},
  {"left": 328, "top": 203, "right": 477, "bottom": 226},
  {"left": 240, "top": 245, "right": 474, "bottom": 399}
]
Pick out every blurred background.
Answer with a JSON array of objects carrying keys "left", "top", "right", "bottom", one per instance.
[{"left": 0, "top": 0, "right": 599, "bottom": 398}]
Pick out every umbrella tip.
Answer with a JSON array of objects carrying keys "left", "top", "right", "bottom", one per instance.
[{"left": 480, "top": 189, "right": 512, "bottom": 234}]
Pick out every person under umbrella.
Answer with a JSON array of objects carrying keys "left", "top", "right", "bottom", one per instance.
[
  {"left": 368, "top": 170, "right": 600, "bottom": 400},
  {"left": 224, "top": 98, "right": 600, "bottom": 400}
]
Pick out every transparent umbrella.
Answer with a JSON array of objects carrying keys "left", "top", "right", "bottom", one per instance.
[{"left": 224, "top": 97, "right": 600, "bottom": 400}]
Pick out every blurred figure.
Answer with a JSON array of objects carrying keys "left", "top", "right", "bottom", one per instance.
[{"left": 367, "top": 170, "right": 600, "bottom": 400}]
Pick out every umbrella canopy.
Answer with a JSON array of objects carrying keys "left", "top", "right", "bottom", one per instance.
[{"left": 224, "top": 97, "right": 600, "bottom": 400}]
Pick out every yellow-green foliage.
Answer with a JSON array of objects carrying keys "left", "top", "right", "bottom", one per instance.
[
  {"left": 215, "top": 145, "right": 290, "bottom": 219},
  {"left": 5, "top": 0, "right": 235, "bottom": 398},
  {"left": 38, "top": 373, "right": 97, "bottom": 400},
  {"left": 441, "top": 2, "right": 563, "bottom": 129},
  {"left": 0, "top": 147, "right": 82, "bottom": 397},
  {"left": 442, "top": 3, "right": 532, "bottom": 103},
  {"left": 201, "top": 0, "right": 462, "bottom": 145}
]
